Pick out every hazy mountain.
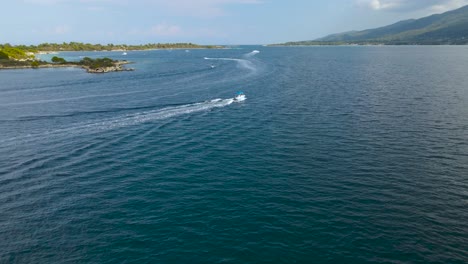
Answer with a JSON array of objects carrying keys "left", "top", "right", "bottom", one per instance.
[{"left": 281, "top": 5, "right": 468, "bottom": 45}]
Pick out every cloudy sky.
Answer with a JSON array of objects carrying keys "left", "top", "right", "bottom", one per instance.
[{"left": 3, "top": 0, "right": 468, "bottom": 45}]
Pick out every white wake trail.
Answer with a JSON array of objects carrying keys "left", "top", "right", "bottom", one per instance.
[
  {"left": 204, "top": 50, "right": 260, "bottom": 72},
  {"left": 204, "top": 57, "right": 257, "bottom": 72},
  {"left": 244, "top": 50, "right": 260, "bottom": 57},
  {"left": 66, "top": 98, "right": 234, "bottom": 134},
  {"left": 1, "top": 98, "right": 236, "bottom": 146}
]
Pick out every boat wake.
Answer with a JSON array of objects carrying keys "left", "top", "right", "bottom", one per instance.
[
  {"left": 204, "top": 50, "right": 260, "bottom": 73},
  {"left": 1, "top": 98, "right": 238, "bottom": 146},
  {"left": 244, "top": 50, "right": 260, "bottom": 57},
  {"left": 204, "top": 57, "right": 257, "bottom": 72}
]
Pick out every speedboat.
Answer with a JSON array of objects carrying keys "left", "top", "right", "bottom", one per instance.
[
  {"left": 234, "top": 92, "right": 246, "bottom": 102},
  {"left": 122, "top": 52, "right": 127, "bottom": 55}
]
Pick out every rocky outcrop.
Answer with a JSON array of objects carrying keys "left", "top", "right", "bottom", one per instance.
[
  {"left": 1, "top": 60, "right": 134, "bottom": 73},
  {"left": 84, "top": 61, "right": 134, "bottom": 73}
]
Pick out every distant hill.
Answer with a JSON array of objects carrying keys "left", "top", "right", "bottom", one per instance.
[{"left": 277, "top": 5, "right": 468, "bottom": 45}]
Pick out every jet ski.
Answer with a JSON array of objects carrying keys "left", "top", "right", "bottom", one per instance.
[{"left": 233, "top": 91, "right": 246, "bottom": 102}]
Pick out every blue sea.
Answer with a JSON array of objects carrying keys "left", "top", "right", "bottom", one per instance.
[{"left": 1, "top": 46, "right": 467, "bottom": 263}]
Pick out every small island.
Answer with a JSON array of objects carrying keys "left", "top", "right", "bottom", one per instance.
[
  {"left": 50, "top": 56, "right": 134, "bottom": 73},
  {"left": 0, "top": 42, "right": 222, "bottom": 73}
]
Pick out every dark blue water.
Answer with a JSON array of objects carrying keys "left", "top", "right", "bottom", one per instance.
[{"left": 1, "top": 46, "right": 467, "bottom": 263}]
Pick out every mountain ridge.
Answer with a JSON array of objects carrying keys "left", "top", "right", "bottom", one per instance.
[{"left": 276, "top": 5, "right": 468, "bottom": 45}]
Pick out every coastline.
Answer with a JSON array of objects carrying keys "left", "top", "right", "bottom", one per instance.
[
  {"left": 84, "top": 60, "right": 133, "bottom": 73},
  {"left": 1, "top": 42, "right": 225, "bottom": 74},
  {"left": 0, "top": 60, "right": 134, "bottom": 73},
  {"left": 32, "top": 47, "right": 226, "bottom": 55},
  {"left": 0, "top": 64, "right": 80, "bottom": 70}
]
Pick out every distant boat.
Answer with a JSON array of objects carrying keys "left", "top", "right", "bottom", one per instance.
[
  {"left": 233, "top": 91, "right": 246, "bottom": 102},
  {"left": 185, "top": 50, "right": 190, "bottom": 53},
  {"left": 122, "top": 52, "right": 127, "bottom": 55},
  {"left": 210, "top": 65, "right": 215, "bottom": 68}
]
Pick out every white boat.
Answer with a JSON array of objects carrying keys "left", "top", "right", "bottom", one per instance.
[
  {"left": 122, "top": 52, "right": 127, "bottom": 55},
  {"left": 234, "top": 92, "right": 246, "bottom": 102}
]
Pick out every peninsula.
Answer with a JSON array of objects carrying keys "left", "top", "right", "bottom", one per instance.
[
  {"left": 0, "top": 42, "right": 221, "bottom": 73},
  {"left": 0, "top": 51, "right": 133, "bottom": 73}
]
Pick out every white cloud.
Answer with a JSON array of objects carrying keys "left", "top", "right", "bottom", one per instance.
[
  {"left": 149, "top": 23, "right": 183, "bottom": 36},
  {"left": 31, "top": 25, "right": 71, "bottom": 36},
  {"left": 24, "top": 0, "right": 112, "bottom": 3},
  {"left": 129, "top": 23, "right": 183, "bottom": 37},
  {"left": 356, "top": 0, "right": 468, "bottom": 12},
  {"left": 429, "top": 0, "right": 468, "bottom": 12},
  {"left": 53, "top": 25, "right": 71, "bottom": 34},
  {"left": 356, "top": 0, "right": 401, "bottom": 10},
  {"left": 127, "top": 24, "right": 227, "bottom": 40},
  {"left": 86, "top": 6, "right": 104, "bottom": 11},
  {"left": 24, "top": 0, "right": 263, "bottom": 17},
  {"left": 143, "top": 0, "right": 263, "bottom": 17},
  {"left": 24, "top": 0, "right": 63, "bottom": 3}
]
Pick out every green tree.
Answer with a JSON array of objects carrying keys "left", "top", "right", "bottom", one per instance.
[
  {"left": 1, "top": 47, "right": 28, "bottom": 60},
  {"left": 31, "top": 61, "right": 40, "bottom": 68},
  {"left": 51, "top": 56, "right": 67, "bottom": 64},
  {"left": 0, "top": 51, "right": 9, "bottom": 60}
]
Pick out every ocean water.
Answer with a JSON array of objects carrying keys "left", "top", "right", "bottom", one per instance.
[{"left": 1, "top": 46, "right": 467, "bottom": 263}]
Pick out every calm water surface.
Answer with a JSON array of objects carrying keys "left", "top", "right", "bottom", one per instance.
[{"left": 1, "top": 46, "right": 467, "bottom": 263}]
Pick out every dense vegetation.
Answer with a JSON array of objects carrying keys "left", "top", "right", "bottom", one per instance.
[
  {"left": 0, "top": 59, "right": 50, "bottom": 68},
  {"left": 0, "top": 45, "right": 34, "bottom": 67},
  {"left": 0, "top": 45, "right": 34, "bottom": 60},
  {"left": 274, "top": 5, "right": 468, "bottom": 46},
  {"left": 0, "top": 53, "right": 122, "bottom": 70},
  {"left": 1, "top": 41, "right": 213, "bottom": 70},
  {"left": 38, "top": 55, "right": 117, "bottom": 69},
  {"left": 51, "top": 56, "right": 67, "bottom": 64},
  {"left": 0, "top": 42, "right": 220, "bottom": 52},
  {"left": 78, "top": 57, "right": 117, "bottom": 69},
  {"left": 0, "top": 51, "right": 8, "bottom": 60}
]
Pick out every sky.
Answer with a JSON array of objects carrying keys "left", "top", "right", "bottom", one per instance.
[{"left": 2, "top": 0, "right": 468, "bottom": 45}]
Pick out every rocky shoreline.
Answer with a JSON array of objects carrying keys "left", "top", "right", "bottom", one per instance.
[
  {"left": 0, "top": 60, "right": 134, "bottom": 73},
  {"left": 0, "top": 64, "right": 81, "bottom": 70},
  {"left": 84, "top": 61, "right": 134, "bottom": 73}
]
